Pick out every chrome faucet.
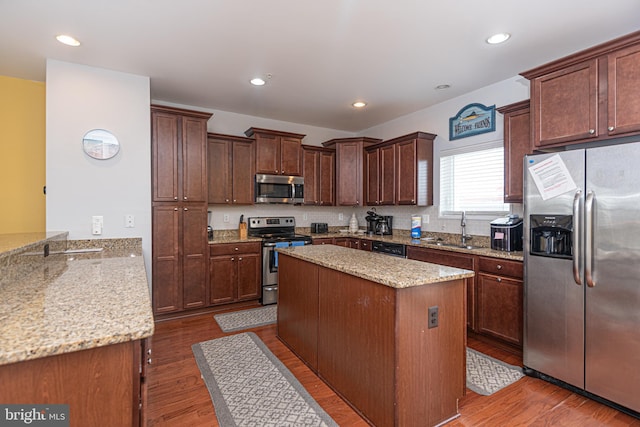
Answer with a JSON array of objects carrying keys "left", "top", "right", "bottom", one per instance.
[{"left": 460, "top": 211, "right": 472, "bottom": 246}]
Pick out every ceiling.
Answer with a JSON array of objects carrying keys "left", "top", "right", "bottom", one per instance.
[{"left": 2, "top": 1, "right": 640, "bottom": 132}]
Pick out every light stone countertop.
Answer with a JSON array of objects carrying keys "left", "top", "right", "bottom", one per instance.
[
  {"left": 277, "top": 244, "right": 474, "bottom": 289},
  {"left": 0, "top": 235, "right": 154, "bottom": 366}
]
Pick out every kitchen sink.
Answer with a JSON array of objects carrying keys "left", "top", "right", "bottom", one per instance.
[{"left": 435, "top": 242, "right": 480, "bottom": 250}]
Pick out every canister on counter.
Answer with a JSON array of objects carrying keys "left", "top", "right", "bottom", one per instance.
[{"left": 411, "top": 215, "right": 422, "bottom": 238}]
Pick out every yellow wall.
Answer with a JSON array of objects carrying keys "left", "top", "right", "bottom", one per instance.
[{"left": 0, "top": 75, "right": 46, "bottom": 233}]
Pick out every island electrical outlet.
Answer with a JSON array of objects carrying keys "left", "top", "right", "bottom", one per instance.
[{"left": 428, "top": 306, "right": 439, "bottom": 329}]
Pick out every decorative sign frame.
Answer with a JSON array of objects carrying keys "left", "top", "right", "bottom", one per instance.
[{"left": 449, "top": 103, "right": 496, "bottom": 140}]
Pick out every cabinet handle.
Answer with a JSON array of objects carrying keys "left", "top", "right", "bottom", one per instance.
[
  {"left": 147, "top": 348, "right": 152, "bottom": 355},
  {"left": 231, "top": 257, "right": 235, "bottom": 261},
  {"left": 174, "top": 196, "right": 178, "bottom": 200},
  {"left": 497, "top": 277, "right": 502, "bottom": 283},
  {"left": 225, "top": 199, "right": 229, "bottom": 202},
  {"left": 497, "top": 264, "right": 502, "bottom": 270},
  {"left": 235, "top": 247, "right": 239, "bottom": 251},
  {"left": 147, "top": 357, "right": 152, "bottom": 365},
  {"left": 184, "top": 208, "right": 188, "bottom": 211},
  {"left": 184, "top": 196, "right": 187, "bottom": 200},
  {"left": 589, "top": 129, "right": 595, "bottom": 134},
  {"left": 608, "top": 126, "right": 614, "bottom": 132},
  {"left": 238, "top": 257, "right": 243, "bottom": 261},
  {"left": 174, "top": 207, "right": 178, "bottom": 211},
  {"left": 233, "top": 199, "right": 237, "bottom": 203}
]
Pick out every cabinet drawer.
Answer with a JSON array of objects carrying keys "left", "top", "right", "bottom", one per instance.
[
  {"left": 406, "top": 246, "right": 475, "bottom": 270},
  {"left": 210, "top": 242, "right": 261, "bottom": 256},
  {"left": 478, "top": 256, "right": 522, "bottom": 279}
]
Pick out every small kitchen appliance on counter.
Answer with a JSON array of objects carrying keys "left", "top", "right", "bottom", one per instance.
[
  {"left": 248, "top": 216, "right": 312, "bottom": 305},
  {"left": 310, "top": 223, "right": 328, "bottom": 233},
  {"left": 490, "top": 215, "right": 523, "bottom": 251},
  {"left": 365, "top": 211, "right": 393, "bottom": 235}
]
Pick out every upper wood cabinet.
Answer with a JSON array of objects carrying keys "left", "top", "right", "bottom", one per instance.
[
  {"left": 244, "top": 127, "right": 305, "bottom": 176},
  {"left": 394, "top": 132, "right": 435, "bottom": 206},
  {"left": 322, "top": 137, "right": 382, "bottom": 206},
  {"left": 207, "top": 133, "right": 255, "bottom": 205},
  {"left": 497, "top": 100, "right": 530, "bottom": 204},
  {"left": 302, "top": 145, "right": 335, "bottom": 206},
  {"left": 151, "top": 105, "right": 211, "bottom": 202},
  {"left": 364, "top": 143, "right": 395, "bottom": 206},
  {"left": 522, "top": 31, "right": 640, "bottom": 149}
]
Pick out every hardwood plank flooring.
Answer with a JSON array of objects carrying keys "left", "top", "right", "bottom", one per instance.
[{"left": 145, "top": 304, "right": 640, "bottom": 426}]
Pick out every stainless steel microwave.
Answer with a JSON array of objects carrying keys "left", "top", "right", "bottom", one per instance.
[{"left": 255, "top": 174, "right": 304, "bottom": 204}]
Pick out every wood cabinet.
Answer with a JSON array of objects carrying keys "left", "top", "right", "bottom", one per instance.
[
  {"left": 0, "top": 340, "right": 146, "bottom": 427},
  {"left": 151, "top": 105, "right": 212, "bottom": 316},
  {"left": 364, "top": 144, "right": 396, "bottom": 205},
  {"left": 152, "top": 204, "right": 209, "bottom": 313},
  {"left": 406, "top": 246, "right": 477, "bottom": 330},
  {"left": 312, "top": 237, "right": 334, "bottom": 245},
  {"left": 322, "top": 137, "right": 382, "bottom": 206},
  {"left": 497, "top": 100, "right": 530, "bottom": 203},
  {"left": 207, "top": 133, "right": 255, "bottom": 205},
  {"left": 522, "top": 31, "right": 640, "bottom": 149},
  {"left": 302, "top": 145, "right": 335, "bottom": 206},
  {"left": 152, "top": 105, "right": 210, "bottom": 203},
  {"left": 313, "top": 236, "right": 371, "bottom": 250},
  {"left": 245, "top": 127, "right": 305, "bottom": 176},
  {"left": 477, "top": 257, "right": 523, "bottom": 347},
  {"left": 278, "top": 253, "right": 465, "bottom": 427},
  {"left": 209, "top": 242, "right": 261, "bottom": 305}
]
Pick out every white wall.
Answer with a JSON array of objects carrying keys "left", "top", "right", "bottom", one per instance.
[{"left": 46, "top": 60, "right": 152, "bottom": 280}]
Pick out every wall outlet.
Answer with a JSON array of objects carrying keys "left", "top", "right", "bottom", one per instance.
[
  {"left": 338, "top": 213, "right": 344, "bottom": 221},
  {"left": 422, "top": 214, "right": 430, "bottom": 224},
  {"left": 92, "top": 216, "right": 103, "bottom": 235},
  {"left": 125, "top": 214, "right": 135, "bottom": 228},
  {"left": 303, "top": 213, "right": 308, "bottom": 221},
  {"left": 428, "top": 306, "right": 439, "bottom": 329},
  {"left": 223, "top": 214, "right": 230, "bottom": 223}
]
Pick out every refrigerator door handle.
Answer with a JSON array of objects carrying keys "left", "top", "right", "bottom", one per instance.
[
  {"left": 585, "top": 191, "right": 596, "bottom": 287},
  {"left": 572, "top": 190, "right": 583, "bottom": 285}
]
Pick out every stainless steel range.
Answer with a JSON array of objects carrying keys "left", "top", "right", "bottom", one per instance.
[{"left": 248, "top": 216, "right": 312, "bottom": 305}]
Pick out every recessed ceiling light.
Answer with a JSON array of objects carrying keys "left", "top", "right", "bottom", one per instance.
[
  {"left": 486, "top": 33, "right": 511, "bottom": 45},
  {"left": 435, "top": 84, "right": 451, "bottom": 90},
  {"left": 352, "top": 101, "right": 367, "bottom": 108},
  {"left": 56, "top": 34, "right": 81, "bottom": 47},
  {"left": 250, "top": 77, "right": 266, "bottom": 86}
]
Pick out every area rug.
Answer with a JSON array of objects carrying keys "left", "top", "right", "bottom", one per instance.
[
  {"left": 466, "top": 347, "right": 524, "bottom": 395},
  {"left": 192, "top": 332, "right": 338, "bottom": 427},
  {"left": 213, "top": 305, "right": 277, "bottom": 332}
]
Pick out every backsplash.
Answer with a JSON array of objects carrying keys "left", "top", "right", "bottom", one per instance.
[{"left": 208, "top": 203, "right": 523, "bottom": 237}]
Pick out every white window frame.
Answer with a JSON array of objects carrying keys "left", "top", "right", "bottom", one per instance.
[{"left": 439, "top": 139, "right": 509, "bottom": 219}]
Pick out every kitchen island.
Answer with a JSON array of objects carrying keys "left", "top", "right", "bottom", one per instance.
[
  {"left": 0, "top": 233, "right": 154, "bottom": 427},
  {"left": 276, "top": 244, "right": 474, "bottom": 427}
]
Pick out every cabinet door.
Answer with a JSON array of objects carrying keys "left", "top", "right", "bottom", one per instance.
[
  {"left": 364, "top": 148, "right": 380, "bottom": 206},
  {"left": 207, "top": 138, "right": 232, "bottom": 204},
  {"left": 477, "top": 273, "right": 523, "bottom": 346},
  {"left": 209, "top": 256, "right": 236, "bottom": 305},
  {"left": 379, "top": 144, "right": 396, "bottom": 205},
  {"left": 396, "top": 139, "right": 418, "bottom": 205},
  {"left": 255, "top": 133, "right": 280, "bottom": 174},
  {"left": 502, "top": 103, "right": 530, "bottom": 203},
  {"left": 181, "top": 116, "right": 208, "bottom": 202},
  {"left": 152, "top": 206, "right": 181, "bottom": 313},
  {"left": 607, "top": 44, "right": 640, "bottom": 137},
  {"left": 348, "top": 238, "right": 360, "bottom": 249},
  {"left": 303, "top": 149, "right": 319, "bottom": 205},
  {"left": 532, "top": 59, "right": 598, "bottom": 147},
  {"left": 236, "top": 253, "right": 261, "bottom": 300},
  {"left": 232, "top": 140, "right": 256, "bottom": 204},
  {"left": 182, "top": 205, "right": 208, "bottom": 309},
  {"left": 318, "top": 150, "right": 335, "bottom": 206},
  {"left": 152, "top": 112, "right": 179, "bottom": 202},
  {"left": 336, "top": 141, "right": 362, "bottom": 206},
  {"left": 333, "top": 238, "right": 349, "bottom": 247},
  {"left": 312, "top": 238, "right": 334, "bottom": 245},
  {"left": 280, "top": 136, "right": 303, "bottom": 176}
]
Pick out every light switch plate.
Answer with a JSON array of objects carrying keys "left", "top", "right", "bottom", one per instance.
[{"left": 92, "top": 216, "right": 103, "bottom": 235}]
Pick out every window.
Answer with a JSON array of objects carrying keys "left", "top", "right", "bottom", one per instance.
[{"left": 439, "top": 140, "right": 509, "bottom": 215}]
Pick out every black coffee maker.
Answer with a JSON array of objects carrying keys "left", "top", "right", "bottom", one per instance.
[{"left": 365, "top": 211, "right": 393, "bottom": 235}]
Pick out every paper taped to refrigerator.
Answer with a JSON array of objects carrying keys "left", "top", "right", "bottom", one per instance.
[{"left": 527, "top": 154, "right": 577, "bottom": 200}]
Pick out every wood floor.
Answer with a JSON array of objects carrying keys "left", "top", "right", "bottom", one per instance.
[{"left": 145, "top": 304, "right": 640, "bottom": 426}]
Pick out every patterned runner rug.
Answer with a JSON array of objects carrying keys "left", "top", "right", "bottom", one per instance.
[
  {"left": 192, "top": 332, "right": 338, "bottom": 427},
  {"left": 466, "top": 347, "right": 524, "bottom": 395},
  {"left": 214, "top": 305, "right": 277, "bottom": 332}
]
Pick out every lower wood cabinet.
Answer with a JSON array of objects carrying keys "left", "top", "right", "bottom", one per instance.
[
  {"left": 209, "top": 242, "right": 261, "bottom": 305},
  {"left": 313, "top": 236, "right": 371, "bottom": 250},
  {"left": 0, "top": 340, "right": 147, "bottom": 427},
  {"left": 477, "top": 256, "right": 523, "bottom": 346}
]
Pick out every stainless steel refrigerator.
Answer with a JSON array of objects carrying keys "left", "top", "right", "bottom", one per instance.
[{"left": 523, "top": 141, "right": 640, "bottom": 415}]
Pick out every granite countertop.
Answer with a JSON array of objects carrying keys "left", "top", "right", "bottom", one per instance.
[
  {"left": 277, "top": 245, "right": 474, "bottom": 289},
  {"left": 0, "top": 235, "right": 155, "bottom": 366},
  {"left": 309, "top": 232, "right": 524, "bottom": 261}
]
